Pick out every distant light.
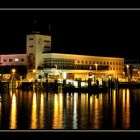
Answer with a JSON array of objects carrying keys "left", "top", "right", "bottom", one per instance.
[
  {"left": 12, "top": 69, "right": 16, "bottom": 73},
  {"left": 33, "top": 69, "right": 36, "bottom": 73},
  {"left": 15, "top": 58, "right": 19, "bottom": 62},
  {"left": 63, "top": 72, "right": 67, "bottom": 79}
]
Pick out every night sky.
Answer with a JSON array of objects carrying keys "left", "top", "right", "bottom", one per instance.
[{"left": 0, "top": 10, "right": 140, "bottom": 60}]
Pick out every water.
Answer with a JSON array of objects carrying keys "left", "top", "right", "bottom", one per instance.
[{"left": 0, "top": 88, "right": 140, "bottom": 129}]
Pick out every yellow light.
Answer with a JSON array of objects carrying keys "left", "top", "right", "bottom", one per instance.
[
  {"left": 33, "top": 69, "right": 36, "bottom": 73},
  {"left": 12, "top": 69, "right": 16, "bottom": 73},
  {"left": 63, "top": 72, "right": 67, "bottom": 79},
  {"left": 9, "top": 93, "right": 17, "bottom": 129},
  {"left": 95, "top": 63, "right": 98, "bottom": 68},
  {"left": 126, "top": 65, "right": 129, "bottom": 69}
]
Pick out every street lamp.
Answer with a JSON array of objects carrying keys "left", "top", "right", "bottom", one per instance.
[
  {"left": 126, "top": 65, "right": 129, "bottom": 75},
  {"left": 126, "top": 65, "right": 129, "bottom": 82},
  {"left": 33, "top": 69, "right": 36, "bottom": 82},
  {"left": 11, "top": 69, "right": 16, "bottom": 79},
  {"left": 12, "top": 69, "right": 16, "bottom": 74},
  {"left": 95, "top": 63, "right": 98, "bottom": 75}
]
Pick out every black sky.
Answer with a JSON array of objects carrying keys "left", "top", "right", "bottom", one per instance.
[{"left": 0, "top": 10, "right": 140, "bottom": 60}]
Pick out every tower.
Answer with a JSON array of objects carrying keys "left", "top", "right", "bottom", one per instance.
[{"left": 26, "top": 33, "right": 51, "bottom": 72}]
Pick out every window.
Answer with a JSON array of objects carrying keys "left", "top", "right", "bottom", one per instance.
[
  {"left": 9, "top": 59, "right": 12, "bottom": 62},
  {"left": 116, "top": 62, "right": 118, "bottom": 65},
  {"left": 29, "top": 45, "right": 34, "bottom": 48},
  {"left": 15, "top": 58, "right": 19, "bottom": 62},
  {"left": 89, "top": 61, "right": 91, "bottom": 64},
  {"left": 82, "top": 61, "right": 84, "bottom": 64},
  {"left": 86, "top": 61, "right": 87, "bottom": 64},
  {"left": 110, "top": 62, "right": 112, "bottom": 65},
  {"left": 100, "top": 62, "right": 102, "bottom": 64},
  {"left": 93, "top": 61, "right": 95, "bottom": 64},
  {"left": 21, "top": 59, "right": 24, "bottom": 61},
  {"left": 29, "top": 38, "right": 33, "bottom": 40},
  {"left": 104, "top": 62, "right": 106, "bottom": 64},
  {"left": 3, "top": 59, "right": 6, "bottom": 62},
  {"left": 44, "top": 40, "right": 50, "bottom": 42}
]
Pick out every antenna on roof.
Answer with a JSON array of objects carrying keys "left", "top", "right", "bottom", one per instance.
[{"left": 32, "top": 18, "right": 40, "bottom": 34}]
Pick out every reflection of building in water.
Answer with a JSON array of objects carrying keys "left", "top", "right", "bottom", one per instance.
[
  {"left": 112, "top": 90, "right": 116, "bottom": 128},
  {"left": 0, "top": 33, "right": 124, "bottom": 81},
  {"left": 9, "top": 93, "right": 17, "bottom": 129},
  {"left": 31, "top": 92, "right": 37, "bottom": 129},
  {"left": 53, "top": 93, "right": 63, "bottom": 129},
  {"left": 80, "top": 93, "right": 89, "bottom": 128},
  {"left": 122, "top": 89, "right": 130, "bottom": 129},
  {"left": 73, "top": 93, "right": 78, "bottom": 129},
  {"left": 39, "top": 93, "right": 45, "bottom": 129},
  {"left": 0, "top": 94, "right": 2, "bottom": 128},
  {"left": 90, "top": 94, "right": 103, "bottom": 129}
]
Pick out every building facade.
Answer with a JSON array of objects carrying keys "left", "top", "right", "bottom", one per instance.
[{"left": 0, "top": 33, "right": 125, "bottom": 81}]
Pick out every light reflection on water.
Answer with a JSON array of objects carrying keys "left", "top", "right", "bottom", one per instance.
[
  {"left": 0, "top": 88, "right": 137, "bottom": 129},
  {"left": 9, "top": 93, "right": 17, "bottom": 129},
  {"left": 30, "top": 92, "right": 37, "bottom": 129}
]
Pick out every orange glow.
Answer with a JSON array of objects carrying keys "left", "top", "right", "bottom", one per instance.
[
  {"left": 33, "top": 69, "right": 36, "bottom": 73},
  {"left": 9, "top": 93, "right": 17, "bottom": 129},
  {"left": 112, "top": 90, "right": 116, "bottom": 128},
  {"left": 94, "top": 95, "right": 99, "bottom": 129},
  {"left": 39, "top": 93, "right": 44, "bottom": 129},
  {"left": 122, "top": 89, "right": 130, "bottom": 129},
  {"left": 31, "top": 92, "right": 37, "bottom": 129},
  {"left": 52, "top": 93, "right": 63, "bottom": 129}
]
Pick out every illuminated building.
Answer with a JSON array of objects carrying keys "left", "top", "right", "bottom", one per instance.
[{"left": 0, "top": 33, "right": 124, "bottom": 81}]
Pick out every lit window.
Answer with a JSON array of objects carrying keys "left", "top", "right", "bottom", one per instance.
[
  {"left": 44, "top": 40, "right": 50, "bottom": 42},
  {"left": 15, "top": 58, "right": 19, "bottom": 62}
]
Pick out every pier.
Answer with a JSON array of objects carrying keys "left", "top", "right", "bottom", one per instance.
[{"left": 0, "top": 78, "right": 139, "bottom": 93}]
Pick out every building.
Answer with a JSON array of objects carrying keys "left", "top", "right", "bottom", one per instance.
[{"left": 0, "top": 33, "right": 125, "bottom": 81}]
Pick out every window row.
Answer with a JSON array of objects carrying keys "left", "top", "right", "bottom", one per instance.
[
  {"left": 44, "top": 58, "right": 74, "bottom": 63},
  {"left": 3, "top": 58, "right": 24, "bottom": 62},
  {"left": 29, "top": 38, "right": 50, "bottom": 43},
  {"left": 109, "top": 67, "right": 124, "bottom": 70},
  {"left": 76, "top": 60, "right": 124, "bottom": 65},
  {"left": 44, "top": 64, "right": 109, "bottom": 70}
]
